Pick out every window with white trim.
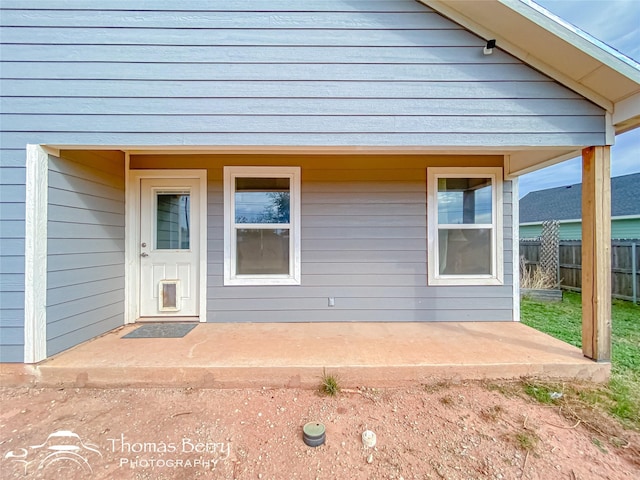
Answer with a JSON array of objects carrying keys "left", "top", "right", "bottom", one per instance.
[
  {"left": 427, "top": 167, "right": 503, "bottom": 285},
  {"left": 224, "top": 166, "right": 301, "bottom": 285}
]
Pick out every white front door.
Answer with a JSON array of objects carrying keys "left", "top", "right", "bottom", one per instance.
[{"left": 139, "top": 177, "right": 201, "bottom": 318}]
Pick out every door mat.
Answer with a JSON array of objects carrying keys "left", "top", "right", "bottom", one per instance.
[{"left": 122, "top": 323, "right": 198, "bottom": 339}]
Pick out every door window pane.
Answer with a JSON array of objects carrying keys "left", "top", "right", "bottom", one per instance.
[
  {"left": 235, "top": 178, "right": 290, "bottom": 223},
  {"left": 438, "top": 228, "right": 491, "bottom": 274},
  {"left": 156, "top": 194, "right": 190, "bottom": 249},
  {"left": 236, "top": 229, "right": 290, "bottom": 274}
]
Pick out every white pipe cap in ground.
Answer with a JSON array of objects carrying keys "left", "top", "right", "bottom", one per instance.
[{"left": 362, "top": 430, "right": 376, "bottom": 448}]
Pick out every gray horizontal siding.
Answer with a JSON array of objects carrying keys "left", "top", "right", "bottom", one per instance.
[
  {"left": 1, "top": 27, "right": 488, "bottom": 47},
  {"left": 46, "top": 151, "right": 125, "bottom": 357},
  {"left": 1, "top": 114, "right": 605, "bottom": 135},
  {"left": 0, "top": 0, "right": 428, "bottom": 11},
  {"left": 0, "top": 148, "right": 25, "bottom": 362},
  {"left": 3, "top": 46, "right": 523, "bottom": 64},
  {"left": 47, "top": 314, "right": 123, "bottom": 360},
  {"left": 0, "top": 10, "right": 456, "bottom": 29},
  {"left": 0, "top": 254, "right": 25, "bottom": 274},
  {"left": 0, "top": 185, "right": 25, "bottom": 202},
  {"left": 0, "top": 0, "right": 605, "bottom": 148},
  {"left": 0, "top": 64, "right": 586, "bottom": 86},
  {"left": 0, "top": 289, "right": 24, "bottom": 308},
  {"left": 1, "top": 98, "right": 602, "bottom": 116},
  {"left": 207, "top": 309, "right": 508, "bottom": 322},
  {"left": 206, "top": 285, "right": 513, "bottom": 299},
  {"left": 129, "top": 153, "right": 514, "bottom": 322},
  {"left": 0, "top": 273, "right": 24, "bottom": 292},
  {"left": 0, "top": 345, "right": 24, "bottom": 363}
]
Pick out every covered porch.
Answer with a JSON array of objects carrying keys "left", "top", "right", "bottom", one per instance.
[{"left": 2, "top": 321, "right": 609, "bottom": 388}]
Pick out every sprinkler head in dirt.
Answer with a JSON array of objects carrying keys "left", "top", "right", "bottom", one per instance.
[{"left": 302, "top": 422, "right": 326, "bottom": 447}]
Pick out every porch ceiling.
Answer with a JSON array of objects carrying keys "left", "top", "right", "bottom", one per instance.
[{"left": 45, "top": 144, "right": 592, "bottom": 180}]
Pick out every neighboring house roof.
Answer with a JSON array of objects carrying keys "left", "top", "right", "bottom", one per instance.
[
  {"left": 520, "top": 172, "right": 640, "bottom": 223},
  {"left": 422, "top": 0, "right": 640, "bottom": 177}
]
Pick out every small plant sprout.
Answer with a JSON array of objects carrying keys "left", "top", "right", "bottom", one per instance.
[
  {"left": 320, "top": 368, "right": 341, "bottom": 397},
  {"left": 516, "top": 431, "right": 539, "bottom": 452}
]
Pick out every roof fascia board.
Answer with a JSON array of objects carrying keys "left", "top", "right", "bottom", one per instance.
[
  {"left": 421, "top": 0, "right": 613, "bottom": 111},
  {"left": 510, "top": 0, "right": 640, "bottom": 82}
]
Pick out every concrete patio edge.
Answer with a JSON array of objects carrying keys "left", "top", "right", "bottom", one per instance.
[{"left": 0, "top": 322, "right": 611, "bottom": 388}]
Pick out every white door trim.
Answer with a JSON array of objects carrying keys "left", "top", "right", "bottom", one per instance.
[{"left": 126, "top": 170, "right": 207, "bottom": 323}]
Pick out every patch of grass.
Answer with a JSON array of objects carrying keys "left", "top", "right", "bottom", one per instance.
[
  {"left": 319, "top": 368, "right": 341, "bottom": 397},
  {"left": 483, "top": 381, "right": 519, "bottom": 398},
  {"left": 520, "top": 291, "right": 582, "bottom": 347},
  {"left": 423, "top": 380, "right": 451, "bottom": 394},
  {"left": 591, "top": 437, "right": 608, "bottom": 454},
  {"left": 521, "top": 291, "right": 640, "bottom": 430},
  {"left": 523, "top": 382, "right": 562, "bottom": 405},
  {"left": 515, "top": 431, "right": 539, "bottom": 451}
]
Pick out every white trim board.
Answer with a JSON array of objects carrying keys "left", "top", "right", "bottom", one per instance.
[
  {"left": 126, "top": 169, "right": 208, "bottom": 323},
  {"left": 24, "top": 145, "right": 49, "bottom": 363},
  {"left": 511, "top": 178, "right": 520, "bottom": 322}
]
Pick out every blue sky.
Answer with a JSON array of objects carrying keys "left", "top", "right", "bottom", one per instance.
[{"left": 518, "top": 0, "right": 640, "bottom": 198}]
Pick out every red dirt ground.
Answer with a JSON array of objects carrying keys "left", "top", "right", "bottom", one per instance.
[{"left": 1, "top": 382, "right": 638, "bottom": 479}]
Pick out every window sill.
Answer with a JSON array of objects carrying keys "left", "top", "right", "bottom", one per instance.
[
  {"left": 224, "top": 276, "right": 301, "bottom": 286},
  {"left": 428, "top": 276, "right": 504, "bottom": 286}
]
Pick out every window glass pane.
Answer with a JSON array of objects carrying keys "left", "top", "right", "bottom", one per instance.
[
  {"left": 438, "top": 228, "right": 491, "bottom": 275},
  {"left": 437, "top": 178, "right": 492, "bottom": 224},
  {"left": 235, "top": 177, "right": 290, "bottom": 224},
  {"left": 236, "top": 228, "right": 290, "bottom": 275},
  {"left": 156, "top": 194, "right": 190, "bottom": 249}
]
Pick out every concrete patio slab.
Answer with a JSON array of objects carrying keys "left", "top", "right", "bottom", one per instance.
[{"left": 1, "top": 322, "right": 610, "bottom": 388}]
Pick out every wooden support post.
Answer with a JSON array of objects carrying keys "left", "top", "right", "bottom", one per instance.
[{"left": 581, "top": 146, "right": 612, "bottom": 362}]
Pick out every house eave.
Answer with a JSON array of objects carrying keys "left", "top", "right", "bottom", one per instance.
[{"left": 421, "top": 0, "right": 640, "bottom": 134}]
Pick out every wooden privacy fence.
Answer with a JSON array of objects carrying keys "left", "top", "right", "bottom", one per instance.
[{"left": 520, "top": 240, "right": 640, "bottom": 303}]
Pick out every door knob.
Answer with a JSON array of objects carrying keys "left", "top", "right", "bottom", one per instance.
[{"left": 141, "top": 252, "right": 149, "bottom": 257}]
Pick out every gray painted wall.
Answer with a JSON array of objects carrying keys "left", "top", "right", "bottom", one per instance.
[
  {"left": 0, "top": 149, "right": 25, "bottom": 362},
  {"left": 1, "top": 0, "right": 605, "bottom": 149},
  {"left": 131, "top": 154, "right": 514, "bottom": 322},
  {"left": 0, "top": 0, "right": 605, "bottom": 360},
  {"left": 46, "top": 151, "right": 126, "bottom": 356}
]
